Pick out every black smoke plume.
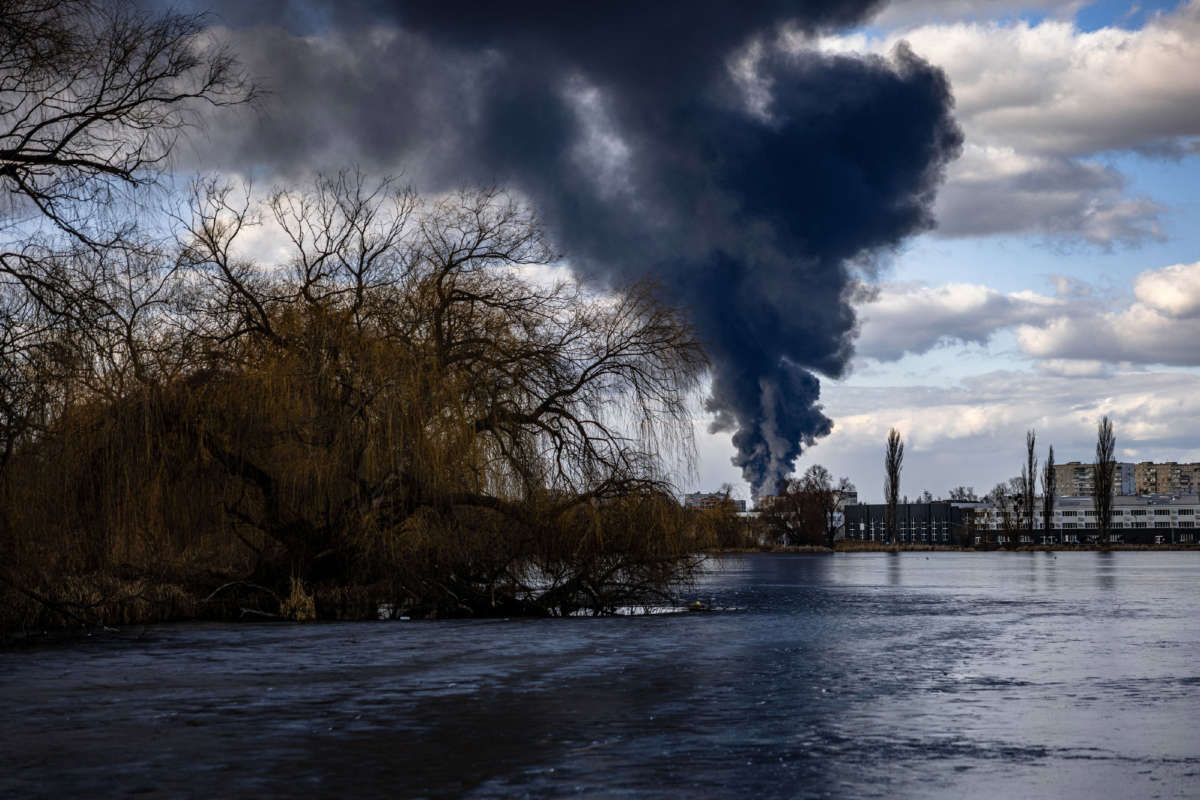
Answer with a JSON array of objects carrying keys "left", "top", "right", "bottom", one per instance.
[{"left": 170, "top": 0, "right": 963, "bottom": 495}]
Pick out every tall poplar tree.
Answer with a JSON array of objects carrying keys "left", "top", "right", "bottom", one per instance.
[
  {"left": 1042, "top": 445, "right": 1056, "bottom": 544},
  {"left": 884, "top": 428, "right": 904, "bottom": 546},
  {"left": 1024, "top": 429, "right": 1037, "bottom": 540},
  {"left": 1093, "top": 417, "right": 1116, "bottom": 547}
]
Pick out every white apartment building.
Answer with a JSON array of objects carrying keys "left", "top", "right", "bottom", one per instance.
[{"left": 972, "top": 494, "right": 1199, "bottom": 545}]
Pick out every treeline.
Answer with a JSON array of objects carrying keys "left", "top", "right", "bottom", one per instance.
[
  {"left": 877, "top": 421, "right": 1121, "bottom": 547},
  {"left": 0, "top": 1, "right": 726, "bottom": 630},
  {"left": 758, "top": 466, "right": 855, "bottom": 547}
]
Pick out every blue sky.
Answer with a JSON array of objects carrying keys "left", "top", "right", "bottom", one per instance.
[{"left": 691, "top": 0, "right": 1200, "bottom": 502}]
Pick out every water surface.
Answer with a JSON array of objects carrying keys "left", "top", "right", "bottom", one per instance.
[{"left": 3, "top": 552, "right": 1199, "bottom": 798}]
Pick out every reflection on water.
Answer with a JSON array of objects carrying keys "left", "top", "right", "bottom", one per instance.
[
  {"left": 887, "top": 549, "right": 902, "bottom": 585},
  {"left": 1095, "top": 550, "right": 1119, "bottom": 591},
  {"left": 3, "top": 552, "right": 1200, "bottom": 798}
]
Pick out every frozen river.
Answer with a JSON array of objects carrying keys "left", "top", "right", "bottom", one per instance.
[{"left": 3, "top": 552, "right": 1200, "bottom": 798}]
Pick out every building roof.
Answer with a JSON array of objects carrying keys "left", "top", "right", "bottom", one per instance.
[{"left": 1051, "top": 494, "right": 1199, "bottom": 508}]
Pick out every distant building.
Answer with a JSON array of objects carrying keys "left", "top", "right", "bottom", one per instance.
[
  {"left": 1134, "top": 461, "right": 1200, "bottom": 495},
  {"left": 969, "top": 493, "right": 1199, "bottom": 546},
  {"left": 1052, "top": 461, "right": 1135, "bottom": 496},
  {"left": 684, "top": 492, "right": 746, "bottom": 513},
  {"left": 843, "top": 501, "right": 984, "bottom": 545},
  {"left": 846, "top": 494, "right": 1200, "bottom": 546}
]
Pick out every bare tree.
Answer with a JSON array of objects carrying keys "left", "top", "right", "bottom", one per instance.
[
  {"left": 948, "top": 485, "right": 977, "bottom": 501},
  {"left": 834, "top": 475, "right": 855, "bottom": 544},
  {"left": 1094, "top": 416, "right": 1116, "bottom": 546},
  {"left": 987, "top": 478, "right": 1024, "bottom": 546},
  {"left": 2, "top": 175, "right": 713, "bottom": 625},
  {"left": 761, "top": 477, "right": 819, "bottom": 546},
  {"left": 1042, "top": 444, "right": 1056, "bottom": 544},
  {"left": 1023, "top": 429, "right": 1037, "bottom": 539},
  {"left": 1, "top": 0, "right": 253, "bottom": 243},
  {"left": 800, "top": 465, "right": 838, "bottom": 547},
  {"left": 884, "top": 428, "right": 903, "bottom": 546},
  {"left": 0, "top": 0, "right": 253, "bottom": 483}
]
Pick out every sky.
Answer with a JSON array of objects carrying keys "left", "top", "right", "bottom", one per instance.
[
  {"left": 700, "top": 0, "right": 1200, "bottom": 502},
  {"left": 169, "top": 0, "right": 1200, "bottom": 504}
]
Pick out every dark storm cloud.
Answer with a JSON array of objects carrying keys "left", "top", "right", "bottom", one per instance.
[{"left": 173, "top": 0, "right": 962, "bottom": 495}]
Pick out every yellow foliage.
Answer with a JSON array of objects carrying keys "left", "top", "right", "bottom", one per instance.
[{"left": 280, "top": 577, "right": 316, "bottom": 623}]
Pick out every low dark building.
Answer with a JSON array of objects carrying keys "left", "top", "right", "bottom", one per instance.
[{"left": 842, "top": 501, "right": 983, "bottom": 545}]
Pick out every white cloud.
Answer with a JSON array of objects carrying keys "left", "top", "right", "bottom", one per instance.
[
  {"left": 808, "top": 1, "right": 1200, "bottom": 243},
  {"left": 847, "top": 5, "right": 1200, "bottom": 158},
  {"left": 1016, "top": 306, "right": 1200, "bottom": 365},
  {"left": 694, "top": 364, "right": 1200, "bottom": 501},
  {"left": 933, "top": 145, "right": 1164, "bottom": 243},
  {"left": 802, "top": 368, "right": 1200, "bottom": 501},
  {"left": 1035, "top": 358, "right": 1109, "bottom": 377},
  {"left": 855, "top": 280, "right": 1061, "bottom": 360},
  {"left": 1015, "top": 260, "right": 1200, "bottom": 365},
  {"left": 1133, "top": 260, "right": 1200, "bottom": 318},
  {"left": 852, "top": 260, "right": 1200, "bottom": 368},
  {"left": 867, "top": 0, "right": 1083, "bottom": 29}
]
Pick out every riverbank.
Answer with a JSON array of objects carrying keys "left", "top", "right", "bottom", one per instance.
[{"left": 707, "top": 542, "right": 1200, "bottom": 554}]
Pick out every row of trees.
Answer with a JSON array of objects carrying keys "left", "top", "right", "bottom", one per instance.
[
  {"left": 881, "top": 416, "right": 1120, "bottom": 547},
  {"left": 986, "top": 416, "right": 1117, "bottom": 545},
  {"left": 0, "top": 1, "right": 718, "bottom": 628}
]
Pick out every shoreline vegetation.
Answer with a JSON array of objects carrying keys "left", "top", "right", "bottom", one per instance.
[
  {"left": 6, "top": 539, "right": 1198, "bottom": 643},
  {"left": 0, "top": 179, "right": 724, "bottom": 632},
  {"left": 1, "top": 2, "right": 727, "bottom": 635},
  {"left": 710, "top": 543, "right": 1200, "bottom": 554}
]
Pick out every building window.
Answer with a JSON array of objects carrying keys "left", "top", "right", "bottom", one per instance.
[
  {"left": 1154, "top": 510, "right": 1171, "bottom": 516},
  {"left": 1155, "top": 521, "right": 1172, "bottom": 528},
  {"left": 1180, "top": 521, "right": 1195, "bottom": 528},
  {"left": 1130, "top": 510, "right": 1147, "bottom": 516},
  {"left": 1178, "top": 509, "right": 1194, "bottom": 515}
]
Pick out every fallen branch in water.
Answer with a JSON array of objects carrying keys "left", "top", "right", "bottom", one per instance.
[
  {"left": 239, "top": 607, "right": 280, "bottom": 620},
  {"left": 0, "top": 570, "right": 117, "bottom": 632}
]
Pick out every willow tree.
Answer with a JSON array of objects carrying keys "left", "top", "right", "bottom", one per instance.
[
  {"left": 0, "top": 0, "right": 255, "bottom": 626},
  {"left": 1, "top": 173, "right": 710, "bottom": 626},
  {"left": 176, "top": 177, "right": 709, "bottom": 615},
  {"left": 0, "top": 0, "right": 252, "bottom": 472}
]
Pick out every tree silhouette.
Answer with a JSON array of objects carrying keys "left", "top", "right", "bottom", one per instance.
[{"left": 884, "top": 428, "right": 904, "bottom": 546}]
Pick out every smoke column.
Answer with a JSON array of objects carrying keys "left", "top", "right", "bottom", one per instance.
[{"left": 174, "top": 0, "right": 963, "bottom": 496}]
